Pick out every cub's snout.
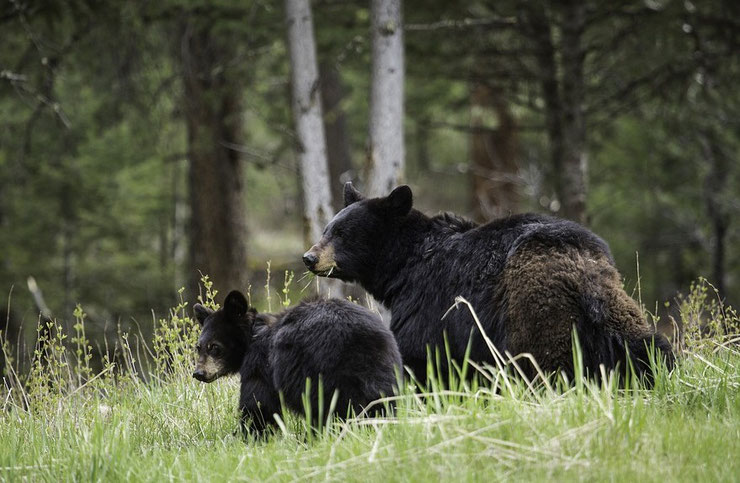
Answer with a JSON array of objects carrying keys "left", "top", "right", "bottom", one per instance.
[{"left": 192, "top": 369, "right": 208, "bottom": 382}]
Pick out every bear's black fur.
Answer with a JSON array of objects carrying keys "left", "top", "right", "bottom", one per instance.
[
  {"left": 193, "top": 291, "right": 401, "bottom": 436},
  {"left": 303, "top": 183, "right": 675, "bottom": 385}
]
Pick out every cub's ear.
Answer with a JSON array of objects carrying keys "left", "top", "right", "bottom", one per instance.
[
  {"left": 193, "top": 303, "right": 213, "bottom": 326},
  {"left": 223, "top": 290, "right": 249, "bottom": 321},
  {"left": 383, "top": 185, "right": 413, "bottom": 217},
  {"left": 343, "top": 182, "right": 364, "bottom": 207}
]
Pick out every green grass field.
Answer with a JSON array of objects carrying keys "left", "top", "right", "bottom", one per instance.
[{"left": 1, "top": 280, "right": 738, "bottom": 482}]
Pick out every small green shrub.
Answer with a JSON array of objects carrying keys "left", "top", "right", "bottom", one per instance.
[{"left": 675, "top": 277, "right": 740, "bottom": 354}]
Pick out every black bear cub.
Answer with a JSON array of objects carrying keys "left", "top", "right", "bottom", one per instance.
[{"left": 193, "top": 290, "right": 401, "bottom": 436}]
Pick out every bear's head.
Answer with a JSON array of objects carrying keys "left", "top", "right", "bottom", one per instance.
[
  {"left": 192, "top": 290, "right": 255, "bottom": 383},
  {"left": 302, "top": 182, "right": 413, "bottom": 284}
]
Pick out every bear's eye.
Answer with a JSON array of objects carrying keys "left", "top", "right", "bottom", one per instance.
[
  {"left": 195, "top": 344, "right": 202, "bottom": 352},
  {"left": 208, "top": 344, "right": 222, "bottom": 356}
]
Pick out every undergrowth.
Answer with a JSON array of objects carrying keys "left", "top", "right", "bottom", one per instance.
[{"left": 0, "top": 274, "right": 737, "bottom": 481}]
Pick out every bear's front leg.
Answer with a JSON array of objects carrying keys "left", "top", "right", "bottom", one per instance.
[{"left": 239, "top": 376, "right": 280, "bottom": 439}]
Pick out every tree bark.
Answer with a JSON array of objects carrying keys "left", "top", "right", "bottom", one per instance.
[
  {"left": 179, "top": 21, "right": 248, "bottom": 299},
  {"left": 285, "top": 0, "right": 343, "bottom": 298},
  {"left": 700, "top": 129, "right": 730, "bottom": 299},
  {"left": 470, "top": 83, "right": 520, "bottom": 222},
  {"left": 523, "top": 5, "right": 564, "bottom": 214},
  {"left": 523, "top": 3, "right": 588, "bottom": 224},
  {"left": 319, "top": 61, "right": 353, "bottom": 212},
  {"left": 285, "top": 0, "right": 334, "bottom": 244},
  {"left": 367, "top": 0, "right": 405, "bottom": 197},
  {"left": 559, "top": 1, "right": 588, "bottom": 224}
]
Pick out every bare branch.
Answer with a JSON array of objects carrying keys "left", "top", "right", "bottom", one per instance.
[
  {"left": 406, "top": 17, "right": 516, "bottom": 32},
  {"left": 426, "top": 120, "right": 544, "bottom": 134},
  {"left": 586, "top": 59, "right": 697, "bottom": 120},
  {"left": 0, "top": 70, "right": 27, "bottom": 82}
]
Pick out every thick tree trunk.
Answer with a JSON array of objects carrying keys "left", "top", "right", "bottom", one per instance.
[
  {"left": 319, "top": 61, "right": 353, "bottom": 212},
  {"left": 367, "top": 0, "right": 405, "bottom": 197},
  {"left": 700, "top": 129, "right": 730, "bottom": 299},
  {"left": 285, "top": 0, "right": 334, "bottom": 245},
  {"left": 524, "top": 5, "right": 565, "bottom": 215},
  {"left": 470, "top": 83, "right": 520, "bottom": 222},
  {"left": 179, "top": 22, "right": 248, "bottom": 299},
  {"left": 285, "top": 0, "right": 343, "bottom": 297},
  {"left": 559, "top": 1, "right": 588, "bottom": 224},
  {"left": 523, "top": 3, "right": 588, "bottom": 225}
]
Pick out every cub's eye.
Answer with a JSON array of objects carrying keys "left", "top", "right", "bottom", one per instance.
[{"left": 208, "top": 344, "right": 222, "bottom": 356}]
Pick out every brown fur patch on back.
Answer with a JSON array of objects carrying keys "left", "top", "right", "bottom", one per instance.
[{"left": 502, "top": 241, "right": 651, "bottom": 375}]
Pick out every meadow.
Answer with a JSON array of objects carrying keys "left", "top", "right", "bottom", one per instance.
[{"left": 1, "top": 278, "right": 738, "bottom": 482}]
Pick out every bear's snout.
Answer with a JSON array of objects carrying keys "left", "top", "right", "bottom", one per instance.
[
  {"left": 303, "top": 244, "right": 336, "bottom": 275},
  {"left": 303, "top": 251, "right": 318, "bottom": 269}
]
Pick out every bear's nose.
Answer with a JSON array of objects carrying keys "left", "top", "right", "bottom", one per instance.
[
  {"left": 193, "top": 369, "right": 207, "bottom": 382},
  {"left": 303, "top": 251, "right": 318, "bottom": 269}
]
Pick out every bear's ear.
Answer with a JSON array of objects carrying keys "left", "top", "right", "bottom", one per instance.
[
  {"left": 383, "top": 185, "right": 413, "bottom": 217},
  {"left": 193, "top": 303, "right": 213, "bottom": 326},
  {"left": 223, "top": 290, "right": 249, "bottom": 321},
  {"left": 343, "top": 182, "right": 364, "bottom": 207}
]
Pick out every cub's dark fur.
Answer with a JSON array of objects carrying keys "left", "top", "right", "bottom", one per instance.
[
  {"left": 303, "top": 183, "right": 675, "bottom": 385},
  {"left": 193, "top": 291, "right": 401, "bottom": 436}
]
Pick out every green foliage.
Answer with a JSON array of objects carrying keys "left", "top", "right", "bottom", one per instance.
[
  {"left": 152, "top": 286, "right": 202, "bottom": 379},
  {"left": 281, "top": 270, "right": 295, "bottom": 308},
  {"left": 196, "top": 275, "right": 220, "bottom": 312},
  {"left": 71, "top": 304, "right": 93, "bottom": 385},
  {"left": 676, "top": 278, "right": 740, "bottom": 354},
  {"left": 0, "top": 284, "right": 738, "bottom": 480},
  {"left": 25, "top": 318, "right": 70, "bottom": 411}
]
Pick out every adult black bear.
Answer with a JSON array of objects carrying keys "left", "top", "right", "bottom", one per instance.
[
  {"left": 193, "top": 291, "right": 401, "bottom": 436},
  {"left": 303, "top": 183, "right": 674, "bottom": 384}
]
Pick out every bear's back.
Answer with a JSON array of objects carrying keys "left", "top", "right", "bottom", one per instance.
[
  {"left": 424, "top": 213, "right": 613, "bottom": 280},
  {"left": 458, "top": 213, "right": 611, "bottom": 258},
  {"left": 268, "top": 298, "right": 401, "bottom": 413},
  {"left": 389, "top": 212, "right": 618, "bottom": 379}
]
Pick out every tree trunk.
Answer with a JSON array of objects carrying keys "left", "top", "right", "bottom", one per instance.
[
  {"left": 470, "top": 83, "right": 520, "bottom": 222},
  {"left": 179, "top": 21, "right": 248, "bottom": 299},
  {"left": 285, "top": 0, "right": 334, "bottom": 243},
  {"left": 366, "top": 0, "right": 405, "bottom": 197},
  {"left": 524, "top": 5, "right": 565, "bottom": 215},
  {"left": 700, "top": 129, "right": 730, "bottom": 300},
  {"left": 559, "top": 1, "right": 588, "bottom": 224},
  {"left": 285, "top": 0, "right": 343, "bottom": 298},
  {"left": 523, "top": 3, "right": 587, "bottom": 225},
  {"left": 319, "top": 61, "right": 353, "bottom": 212}
]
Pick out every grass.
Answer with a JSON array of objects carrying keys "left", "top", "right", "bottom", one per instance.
[{"left": 0, "top": 278, "right": 738, "bottom": 482}]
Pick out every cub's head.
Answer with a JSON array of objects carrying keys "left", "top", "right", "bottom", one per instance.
[
  {"left": 192, "top": 290, "right": 255, "bottom": 383},
  {"left": 302, "top": 182, "right": 413, "bottom": 283}
]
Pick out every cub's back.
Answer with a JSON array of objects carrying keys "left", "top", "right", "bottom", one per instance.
[{"left": 269, "top": 298, "right": 401, "bottom": 406}]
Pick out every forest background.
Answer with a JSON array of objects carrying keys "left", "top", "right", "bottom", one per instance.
[{"left": 1, "top": 0, "right": 738, "bottom": 370}]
